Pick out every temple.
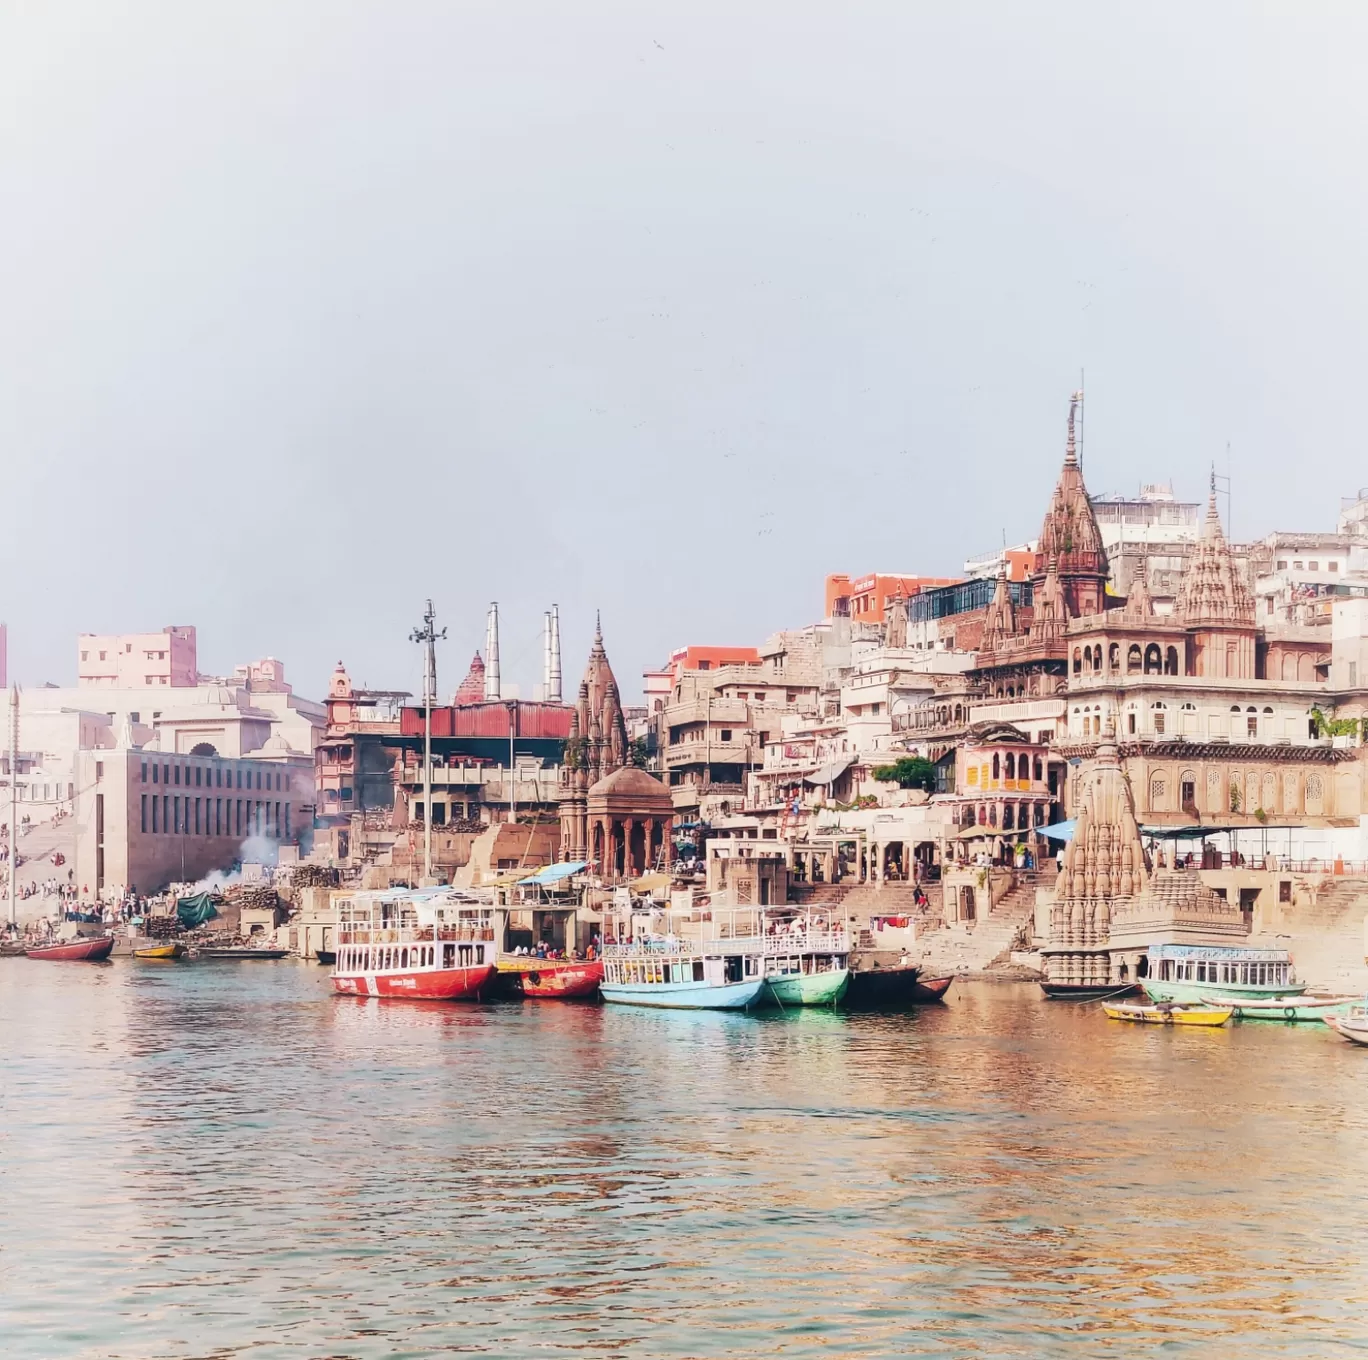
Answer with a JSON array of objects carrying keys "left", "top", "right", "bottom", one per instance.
[{"left": 558, "top": 617, "right": 672, "bottom": 876}]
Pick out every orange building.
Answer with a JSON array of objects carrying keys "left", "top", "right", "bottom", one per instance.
[
  {"left": 824, "top": 573, "right": 962, "bottom": 624},
  {"left": 667, "top": 645, "right": 762, "bottom": 677}
]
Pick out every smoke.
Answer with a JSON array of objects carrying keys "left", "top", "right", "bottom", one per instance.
[{"left": 186, "top": 835, "right": 281, "bottom": 894}]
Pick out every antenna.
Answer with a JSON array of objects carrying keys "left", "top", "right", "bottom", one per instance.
[{"left": 409, "top": 600, "right": 446, "bottom": 884}]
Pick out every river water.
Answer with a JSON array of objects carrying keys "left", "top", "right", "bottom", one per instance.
[{"left": 2, "top": 963, "right": 1367, "bottom": 1358}]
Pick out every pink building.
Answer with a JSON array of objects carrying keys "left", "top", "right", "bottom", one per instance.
[{"left": 78, "top": 626, "right": 197, "bottom": 688}]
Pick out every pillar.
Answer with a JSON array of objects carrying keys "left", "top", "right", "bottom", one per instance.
[{"left": 624, "top": 818, "right": 637, "bottom": 878}]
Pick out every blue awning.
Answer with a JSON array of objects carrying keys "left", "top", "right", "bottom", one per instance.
[
  {"left": 1038, "top": 820, "right": 1076, "bottom": 842},
  {"left": 518, "top": 861, "right": 589, "bottom": 887}
]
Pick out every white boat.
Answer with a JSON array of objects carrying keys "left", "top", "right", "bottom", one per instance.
[
  {"left": 1200, "top": 993, "right": 1358, "bottom": 1023},
  {"left": 1324, "top": 1001, "right": 1368, "bottom": 1046},
  {"left": 600, "top": 940, "right": 766, "bottom": 1009},
  {"left": 1142, "top": 944, "right": 1305, "bottom": 1005}
]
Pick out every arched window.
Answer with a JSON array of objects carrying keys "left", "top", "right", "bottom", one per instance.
[
  {"left": 989, "top": 803, "right": 998, "bottom": 827},
  {"left": 1002, "top": 804, "right": 1015, "bottom": 829},
  {"left": 1180, "top": 770, "right": 1197, "bottom": 808},
  {"left": 1127, "top": 645, "right": 1142, "bottom": 673},
  {"left": 1093, "top": 645, "right": 1103, "bottom": 671},
  {"left": 992, "top": 753, "right": 1000, "bottom": 780},
  {"left": 1150, "top": 773, "right": 1167, "bottom": 811},
  {"left": 1144, "top": 643, "right": 1162, "bottom": 674},
  {"left": 1151, "top": 701, "right": 1166, "bottom": 735},
  {"left": 1033, "top": 756, "right": 1043, "bottom": 781},
  {"left": 1005, "top": 753, "right": 1016, "bottom": 779},
  {"left": 1073, "top": 648, "right": 1083, "bottom": 675},
  {"left": 1164, "top": 646, "right": 1179, "bottom": 675},
  {"left": 978, "top": 804, "right": 987, "bottom": 825},
  {"left": 1109, "top": 642, "right": 1120, "bottom": 672}
]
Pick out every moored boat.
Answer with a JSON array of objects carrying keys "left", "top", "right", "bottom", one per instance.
[
  {"left": 331, "top": 886, "right": 498, "bottom": 1001},
  {"left": 496, "top": 954, "right": 604, "bottom": 999},
  {"left": 1103, "top": 1000, "right": 1232, "bottom": 1026},
  {"left": 844, "top": 962, "right": 952, "bottom": 1009},
  {"left": 1323, "top": 1001, "right": 1368, "bottom": 1046},
  {"left": 1142, "top": 944, "right": 1305, "bottom": 1005},
  {"left": 314, "top": 949, "right": 336, "bottom": 965},
  {"left": 1202, "top": 993, "right": 1357, "bottom": 1022},
  {"left": 601, "top": 940, "right": 766, "bottom": 1010},
  {"left": 26, "top": 934, "right": 115, "bottom": 962},
  {"left": 1040, "top": 980, "right": 1142, "bottom": 1001},
  {"left": 762, "top": 911, "right": 850, "bottom": 1007},
  {"left": 199, "top": 947, "right": 289, "bottom": 960},
  {"left": 133, "top": 941, "right": 186, "bottom": 960}
]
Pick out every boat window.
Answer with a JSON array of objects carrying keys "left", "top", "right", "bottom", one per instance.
[{"left": 693, "top": 960, "right": 704, "bottom": 982}]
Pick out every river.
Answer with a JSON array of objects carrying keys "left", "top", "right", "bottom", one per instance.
[{"left": 2, "top": 962, "right": 1366, "bottom": 1357}]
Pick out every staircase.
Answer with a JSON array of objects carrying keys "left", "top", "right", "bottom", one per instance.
[
  {"left": 910, "top": 871, "right": 1045, "bottom": 976},
  {"left": 1252, "top": 877, "right": 1368, "bottom": 993}
]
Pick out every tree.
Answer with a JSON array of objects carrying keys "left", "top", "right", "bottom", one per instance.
[
  {"left": 629, "top": 737, "right": 650, "bottom": 770},
  {"left": 871, "top": 756, "right": 938, "bottom": 791}
]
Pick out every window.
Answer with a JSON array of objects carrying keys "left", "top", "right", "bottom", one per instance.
[
  {"left": 140, "top": 761, "right": 147, "bottom": 783},
  {"left": 174, "top": 765, "right": 180, "bottom": 785},
  {"left": 95, "top": 761, "right": 104, "bottom": 779},
  {"left": 1294, "top": 560, "right": 1304, "bottom": 570},
  {"left": 152, "top": 763, "right": 159, "bottom": 784},
  {"left": 195, "top": 766, "right": 202, "bottom": 787},
  {"left": 720, "top": 730, "right": 732, "bottom": 742},
  {"left": 1127, "top": 711, "right": 1136, "bottom": 735},
  {"left": 99, "top": 650, "right": 106, "bottom": 660},
  {"left": 141, "top": 795, "right": 147, "bottom": 833},
  {"left": 1276, "top": 559, "right": 1287, "bottom": 570},
  {"left": 1309, "top": 561, "right": 1319, "bottom": 572},
  {"left": 1329, "top": 561, "right": 1339, "bottom": 573},
  {"left": 80, "top": 651, "right": 88, "bottom": 661},
  {"left": 1247, "top": 715, "right": 1258, "bottom": 737}
]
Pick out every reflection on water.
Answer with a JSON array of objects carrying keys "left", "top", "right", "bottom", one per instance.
[{"left": 2, "top": 965, "right": 1367, "bottom": 1357}]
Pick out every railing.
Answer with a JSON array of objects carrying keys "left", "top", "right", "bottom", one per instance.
[
  {"left": 604, "top": 930, "right": 850, "bottom": 958},
  {"left": 338, "top": 926, "right": 495, "bottom": 945}
]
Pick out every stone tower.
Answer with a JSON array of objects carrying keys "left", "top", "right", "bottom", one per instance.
[
  {"left": 1042, "top": 721, "right": 1149, "bottom": 990},
  {"left": 1178, "top": 476, "right": 1256, "bottom": 678},
  {"left": 1031, "top": 393, "right": 1109, "bottom": 619},
  {"left": 558, "top": 616, "right": 630, "bottom": 862}
]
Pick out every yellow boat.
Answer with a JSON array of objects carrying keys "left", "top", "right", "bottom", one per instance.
[
  {"left": 132, "top": 941, "right": 186, "bottom": 960},
  {"left": 1102, "top": 1000, "right": 1232, "bottom": 1026}
]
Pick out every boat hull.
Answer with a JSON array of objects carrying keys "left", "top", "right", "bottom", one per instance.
[
  {"left": 133, "top": 942, "right": 185, "bottom": 960},
  {"left": 199, "top": 948, "right": 289, "bottom": 960},
  {"left": 1143, "top": 979, "right": 1307, "bottom": 1005},
  {"left": 315, "top": 949, "right": 336, "bottom": 965},
  {"left": 600, "top": 977, "right": 766, "bottom": 1010},
  {"left": 1205, "top": 994, "right": 1356, "bottom": 1022},
  {"left": 1103, "top": 1002, "right": 1232, "bottom": 1026},
  {"left": 332, "top": 962, "right": 496, "bottom": 1001},
  {"left": 515, "top": 960, "right": 604, "bottom": 999},
  {"left": 26, "top": 935, "right": 115, "bottom": 962},
  {"left": 765, "top": 968, "right": 849, "bottom": 1007},
  {"left": 1041, "top": 981, "right": 1141, "bottom": 1001}
]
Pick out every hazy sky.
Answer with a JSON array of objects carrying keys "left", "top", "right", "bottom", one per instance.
[{"left": 4, "top": 3, "right": 1366, "bottom": 704}]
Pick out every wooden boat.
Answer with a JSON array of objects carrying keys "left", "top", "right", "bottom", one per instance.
[
  {"left": 1202, "top": 992, "right": 1357, "bottom": 1022},
  {"left": 314, "top": 949, "right": 336, "bottom": 965},
  {"left": 496, "top": 955, "right": 604, "bottom": 999},
  {"left": 26, "top": 934, "right": 115, "bottom": 962},
  {"left": 1142, "top": 944, "right": 1305, "bottom": 1005},
  {"left": 199, "top": 947, "right": 289, "bottom": 960},
  {"left": 331, "top": 887, "right": 498, "bottom": 1001},
  {"left": 0, "top": 939, "right": 29, "bottom": 957},
  {"left": 844, "top": 963, "right": 951, "bottom": 1009},
  {"left": 1102, "top": 1000, "right": 1232, "bottom": 1026},
  {"left": 1041, "top": 980, "right": 1142, "bottom": 1001},
  {"left": 1324, "top": 1009, "right": 1368, "bottom": 1047},
  {"left": 133, "top": 941, "right": 186, "bottom": 960}
]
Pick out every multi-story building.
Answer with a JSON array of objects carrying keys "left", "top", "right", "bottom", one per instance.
[
  {"left": 73, "top": 739, "right": 312, "bottom": 900},
  {"left": 825, "top": 573, "right": 962, "bottom": 624},
  {"left": 77, "top": 625, "right": 198, "bottom": 689}
]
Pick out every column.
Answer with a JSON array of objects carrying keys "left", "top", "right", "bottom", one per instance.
[{"left": 625, "top": 818, "right": 638, "bottom": 878}]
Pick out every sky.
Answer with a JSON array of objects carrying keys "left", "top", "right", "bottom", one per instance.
[{"left": 3, "top": 2, "right": 1366, "bottom": 704}]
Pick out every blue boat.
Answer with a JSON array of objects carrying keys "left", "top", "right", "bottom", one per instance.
[{"left": 601, "top": 941, "right": 767, "bottom": 1010}]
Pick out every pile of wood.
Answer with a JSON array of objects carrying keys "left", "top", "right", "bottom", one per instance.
[
  {"left": 143, "top": 914, "right": 182, "bottom": 940},
  {"left": 227, "top": 884, "right": 280, "bottom": 912},
  {"left": 289, "top": 864, "right": 340, "bottom": 889}
]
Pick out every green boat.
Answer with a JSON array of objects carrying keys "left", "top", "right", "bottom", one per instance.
[
  {"left": 765, "top": 965, "right": 850, "bottom": 1007},
  {"left": 758, "top": 908, "right": 851, "bottom": 1007},
  {"left": 1141, "top": 944, "right": 1306, "bottom": 1006}
]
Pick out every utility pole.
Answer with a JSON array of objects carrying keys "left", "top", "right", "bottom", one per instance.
[
  {"left": 8, "top": 685, "right": 17, "bottom": 930},
  {"left": 507, "top": 700, "right": 517, "bottom": 827},
  {"left": 410, "top": 601, "right": 445, "bottom": 885}
]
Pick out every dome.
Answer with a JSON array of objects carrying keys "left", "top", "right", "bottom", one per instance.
[{"left": 588, "top": 766, "right": 669, "bottom": 798}]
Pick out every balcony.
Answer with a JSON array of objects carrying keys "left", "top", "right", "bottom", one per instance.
[{"left": 662, "top": 740, "right": 757, "bottom": 770}]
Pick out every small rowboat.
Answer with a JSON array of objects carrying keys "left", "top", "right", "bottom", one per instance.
[
  {"left": 1202, "top": 993, "right": 1357, "bottom": 1022},
  {"left": 1102, "top": 1000, "right": 1232, "bottom": 1026},
  {"left": 199, "top": 947, "right": 289, "bottom": 960},
  {"left": 844, "top": 964, "right": 952, "bottom": 1009},
  {"left": 133, "top": 941, "right": 186, "bottom": 960},
  {"left": 1324, "top": 1013, "right": 1368, "bottom": 1046},
  {"left": 26, "top": 935, "right": 115, "bottom": 962}
]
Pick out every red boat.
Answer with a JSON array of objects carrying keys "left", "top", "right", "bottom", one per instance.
[
  {"left": 26, "top": 935, "right": 115, "bottom": 962},
  {"left": 331, "top": 886, "right": 498, "bottom": 1002},
  {"left": 499, "top": 956, "right": 604, "bottom": 999}
]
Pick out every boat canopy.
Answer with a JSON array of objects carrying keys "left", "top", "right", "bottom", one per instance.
[
  {"left": 518, "top": 861, "right": 589, "bottom": 887},
  {"left": 1148, "top": 943, "right": 1291, "bottom": 962}
]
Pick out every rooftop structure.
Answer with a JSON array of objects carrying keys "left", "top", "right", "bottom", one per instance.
[{"left": 78, "top": 626, "right": 197, "bottom": 688}]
